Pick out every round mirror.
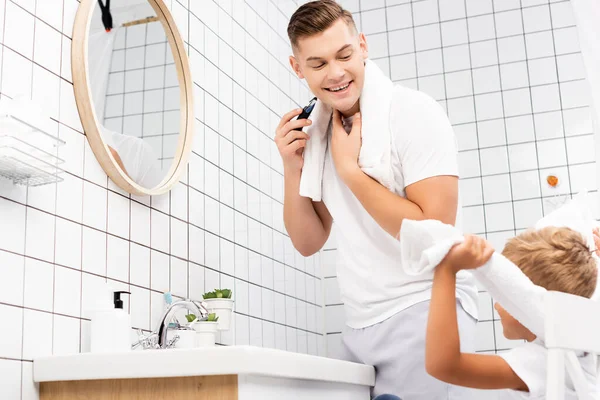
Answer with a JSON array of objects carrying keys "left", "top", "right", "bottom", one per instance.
[{"left": 72, "top": 0, "right": 194, "bottom": 195}]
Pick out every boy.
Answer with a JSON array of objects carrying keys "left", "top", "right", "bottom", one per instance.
[
  {"left": 277, "top": 1, "right": 478, "bottom": 397},
  {"left": 426, "top": 227, "right": 599, "bottom": 398}
]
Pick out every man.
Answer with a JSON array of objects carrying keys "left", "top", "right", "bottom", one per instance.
[{"left": 275, "top": 1, "right": 479, "bottom": 399}]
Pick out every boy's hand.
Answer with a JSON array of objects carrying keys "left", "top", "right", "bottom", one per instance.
[
  {"left": 593, "top": 227, "right": 600, "bottom": 257},
  {"left": 441, "top": 234, "right": 494, "bottom": 274}
]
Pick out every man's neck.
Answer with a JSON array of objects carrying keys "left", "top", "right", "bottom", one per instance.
[{"left": 340, "top": 99, "right": 360, "bottom": 118}]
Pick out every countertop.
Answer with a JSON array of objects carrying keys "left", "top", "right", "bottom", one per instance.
[{"left": 33, "top": 345, "right": 375, "bottom": 387}]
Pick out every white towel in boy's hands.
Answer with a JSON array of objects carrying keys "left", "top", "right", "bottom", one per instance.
[
  {"left": 298, "top": 59, "right": 396, "bottom": 202},
  {"left": 400, "top": 219, "right": 547, "bottom": 340}
]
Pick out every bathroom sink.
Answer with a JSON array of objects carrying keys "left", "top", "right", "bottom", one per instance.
[{"left": 33, "top": 345, "right": 375, "bottom": 400}]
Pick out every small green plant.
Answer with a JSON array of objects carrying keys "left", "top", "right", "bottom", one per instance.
[
  {"left": 185, "top": 312, "right": 219, "bottom": 323},
  {"left": 203, "top": 288, "right": 232, "bottom": 299},
  {"left": 206, "top": 313, "right": 219, "bottom": 322}
]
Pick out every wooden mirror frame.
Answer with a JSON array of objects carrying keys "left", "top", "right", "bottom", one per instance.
[{"left": 71, "top": 0, "right": 194, "bottom": 196}]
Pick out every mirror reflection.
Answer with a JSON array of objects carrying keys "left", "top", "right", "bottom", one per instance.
[{"left": 89, "top": 0, "right": 180, "bottom": 188}]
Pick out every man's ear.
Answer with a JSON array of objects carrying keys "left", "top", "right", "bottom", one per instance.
[
  {"left": 358, "top": 32, "right": 369, "bottom": 60},
  {"left": 289, "top": 55, "right": 304, "bottom": 79}
]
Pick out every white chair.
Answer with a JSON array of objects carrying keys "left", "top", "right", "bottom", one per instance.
[{"left": 545, "top": 290, "right": 600, "bottom": 399}]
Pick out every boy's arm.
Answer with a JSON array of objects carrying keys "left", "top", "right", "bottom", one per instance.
[{"left": 426, "top": 251, "right": 529, "bottom": 391}]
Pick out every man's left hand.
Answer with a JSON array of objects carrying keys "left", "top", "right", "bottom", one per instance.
[{"left": 331, "top": 109, "right": 362, "bottom": 182}]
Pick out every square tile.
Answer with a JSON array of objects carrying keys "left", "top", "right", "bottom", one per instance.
[
  {"left": 569, "top": 163, "right": 596, "bottom": 193},
  {"left": 497, "top": 36, "right": 526, "bottom": 64},
  {"left": 508, "top": 142, "right": 538, "bottom": 172},
  {"left": 506, "top": 115, "right": 535, "bottom": 144},
  {"left": 500, "top": 62, "right": 529, "bottom": 91},
  {"left": 566, "top": 135, "right": 595, "bottom": 164},
  {"left": 472, "top": 66, "right": 500, "bottom": 95},
  {"left": 462, "top": 206, "right": 485, "bottom": 234},
  {"left": 551, "top": 1, "right": 576, "bottom": 29},
  {"left": 475, "top": 92, "right": 503, "bottom": 121},
  {"left": 439, "top": 0, "right": 466, "bottom": 21},
  {"left": 480, "top": 147, "right": 509, "bottom": 175},
  {"left": 107, "top": 235, "right": 129, "bottom": 282},
  {"left": 445, "top": 70, "right": 472, "bottom": 98},
  {"left": 24, "top": 258, "right": 53, "bottom": 312},
  {"left": 563, "top": 107, "right": 593, "bottom": 137},
  {"left": 470, "top": 40, "right": 498, "bottom": 68},
  {"left": 0, "top": 305, "right": 23, "bottom": 359},
  {"left": 454, "top": 123, "right": 478, "bottom": 151},
  {"left": 416, "top": 49, "right": 444, "bottom": 76},
  {"left": 522, "top": 5, "right": 551, "bottom": 33},
  {"left": 525, "top": 31, "right": 555, "bottom": 59},
  {"left": 513, "top": 199, "right": 544, "bottom": 229},
  {"left": 53, "top": 264, "right": 82, "bottom": 318},
  {"left": 418, "top": 75, "right": 446, "bottom": 101},
  {"left": 391, "top": 54, "right": 417, "bottom": 81},
  {"left": 537, "top": 138, "right": 567, "bottom": 168},
  {"left": 458, "top": 150, "right": 481, "bottom": 178},
  {"left": 386, "top": 5, "right": 412, "bottom": 30},
  {"left": 531, "top": 84, "right": 561, "bottom": 113},
  {"left": 485, "top": 202, "right": 515, "bottom": 232},
  {"left": 415, "top": 24, "right": 441, "bottom": 52},
  {"left": 441, "top": 20, "right": 468, "bottom": 47},
  {"left": 534, "top": 111, "right": 564, "bottom": 140},
  {"left": 511, "top": 170, "right": 542, "bottom": 200},
  {"left": 447, "top": 97, "right": 475, "bottom": 124},
  {"left": 560, "top": 80, "right": 590, "bottom": 109},
  {"left": 82, "top": 227, "right": 107, "bottom": 275},
  {"left": 25, "top": 208, "right": 54, "bottom": 262},
  {"left": 482, "top": 174, "right": 512, "bottom": 204},
  {"left": 468, "top": 14, "right": 495, "bottom": 42},
  {"left": 443, "top": 45, "right": 470, "bottom": 73},
  {"left": 466, "top": 0, "right": 493, "bottom": 16},
  {"left": 477, "top": 119, "right": 506, "bottom": 148},
  {"left": 462, "top": 178, "right": 483, "bottom": 208},
  {"left": 361, "top": 8, "right": 386, "bottom": 35},
  {"left": 502, "top": 88, "right": 532, "bottom": 117}
]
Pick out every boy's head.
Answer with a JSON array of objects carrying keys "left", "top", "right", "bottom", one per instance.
[
  {"left": 495, "top": 226, "right": 598, "bottom": 341},
  {"left": 287, "top": 0, "right": 368, "bottom": 115}
]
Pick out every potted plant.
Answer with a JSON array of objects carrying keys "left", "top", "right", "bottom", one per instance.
[
  {"left": 187, "top": 313, "right": 219, "bottom": 347},
  {"left": 202, "top": 289, "right": 234, "bottom": 331}
]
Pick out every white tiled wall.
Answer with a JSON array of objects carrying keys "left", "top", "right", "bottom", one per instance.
[
  {"left": 325, "top": 0, "right": 598, "bottom": 357},
  {"left": 0, "top": 0, "right": 325, "bottom": 398}
]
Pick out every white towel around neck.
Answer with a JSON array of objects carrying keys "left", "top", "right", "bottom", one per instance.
[{"left": 298, "top": 59, "right": 397, "bottom": 202}]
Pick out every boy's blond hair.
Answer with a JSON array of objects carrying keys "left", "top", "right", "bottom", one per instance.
[{"left": 502, "top": 226, "right": 597, "bottom": 299}]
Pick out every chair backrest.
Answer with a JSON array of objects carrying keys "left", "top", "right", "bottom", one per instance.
[{"left": 545, "top": 290, "right": 600, "bottom": 400}]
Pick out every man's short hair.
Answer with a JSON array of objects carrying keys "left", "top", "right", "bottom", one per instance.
[{"left": 287, "top": 0, "right": 356, "bottom": 49}]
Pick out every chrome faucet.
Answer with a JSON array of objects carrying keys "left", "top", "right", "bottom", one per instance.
[{"left": 132, "top": 299, "right": 210, "bottom": 350}]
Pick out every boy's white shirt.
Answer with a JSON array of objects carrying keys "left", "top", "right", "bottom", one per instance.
[
  {"left": 321, "top": 84, "right": 478, "bottom": 329},
  {"left": 490, "top": 341, "right": 600, "bottom": 399}
]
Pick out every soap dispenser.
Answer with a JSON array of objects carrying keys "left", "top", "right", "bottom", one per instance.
[{"left": 91, "top": 290, "right": 132, "bottom": 353}]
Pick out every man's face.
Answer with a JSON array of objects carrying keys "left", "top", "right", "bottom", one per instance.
[{"left": 289, "top": 19, "right": 368, "bottom": 114}]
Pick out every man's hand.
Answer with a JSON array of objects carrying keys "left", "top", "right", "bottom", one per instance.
[
  {"left": 275, "top": 108, "right": 312, "bottom": 173},
  {"left": 331, "top": 109, "right": 362, "bottom": 182},
  {"left": 441, "top": 235, "right": 494, "bottom": 274}
]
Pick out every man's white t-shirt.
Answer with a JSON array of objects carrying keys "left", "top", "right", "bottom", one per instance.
[
  {"left": 321, "top": 84, "right": 479, "bottom": 329},
  {"left": 495, "top": 340, "right": 600, "bottom": 399}
]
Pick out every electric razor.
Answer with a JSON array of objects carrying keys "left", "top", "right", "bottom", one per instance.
[{"left": 294, "top": 97, "right": 317, "bottom": 131}]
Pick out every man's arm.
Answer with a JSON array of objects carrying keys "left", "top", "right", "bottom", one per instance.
[
  {"left": 344, "top": 172, "right": 457, "bottom": 237},
  {"left": 426, "top": 238, "right": 528, "bottom": 391},
  {"left": 283, "top": 168, "right": 333, "bottom": 257},
  {"left": 275, "top": 108, "right": 333, "bottom": 257}
]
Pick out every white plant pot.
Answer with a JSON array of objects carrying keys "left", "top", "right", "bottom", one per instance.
[
  {"left": 203, "top": 298, "right": 234, "bottom": 331},
  {"left": 192, "top": 321, "right": 219, "bottom": 347},
  {"left": 167, "top": 329, "right": 197, "bottom": 349}
]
